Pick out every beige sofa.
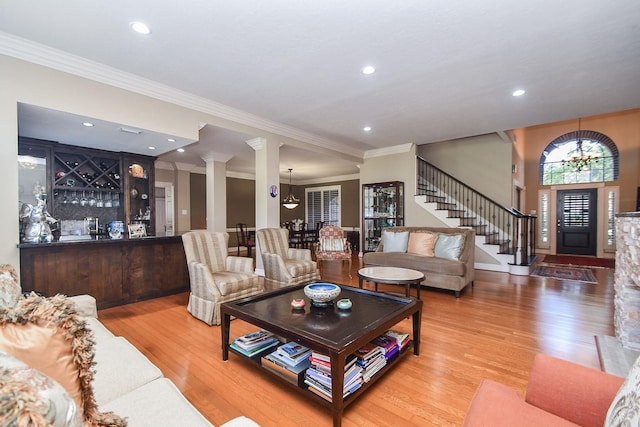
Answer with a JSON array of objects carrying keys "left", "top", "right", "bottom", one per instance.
[
  {"left": 0, "top": 264, "right": 258, "bottom": 427},
  {"left": 363, "top": 226, "right": 475, "bottom": 298}
]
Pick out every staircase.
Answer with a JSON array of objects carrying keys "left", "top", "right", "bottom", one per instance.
[{"left": 416, "top": 157, "right": 537, "bottom": 274}]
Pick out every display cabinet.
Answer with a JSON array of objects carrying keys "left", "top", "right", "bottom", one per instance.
[
  {"left": 124, "top": 155, "right": 155, "bottom": 237},
  {"left": 362, "top": 181, "right": 404, "bottom": 252},
  {"left": 18, "top": 138, "right": 156, "bottom": 240}
]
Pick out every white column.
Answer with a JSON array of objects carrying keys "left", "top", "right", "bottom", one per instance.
[
  {"left": 247, "top": 137, "right": 280, "bottom": 275},
  {"left": 201, "top": 152, "right": 232, "bottom": 232}
]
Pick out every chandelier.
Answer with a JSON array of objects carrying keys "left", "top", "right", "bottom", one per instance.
[
  {"left": 282, "top": 168, "right": 300, "bottom": 209},
  {"left": 562, "top": 119, "right": 601, "bottom": 172}
]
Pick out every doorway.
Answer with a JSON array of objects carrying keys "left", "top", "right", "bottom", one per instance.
[
  {"left": 155, "top": 182, "right": 175, "bottom": 235},
  {"left": 556, "top": 188, "right": 597, "bottom": 255}
]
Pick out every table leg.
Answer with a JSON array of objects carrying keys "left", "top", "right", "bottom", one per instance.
[
  {"left": 412, "top": 307, "right": 421, "bottom": 356},
  {"left": 330, "top": 352, "right": 345, "bottom": 427},
  {"left": 221, "top": 312, "right": 231, "bottom": 361},
  {"left": 358, "top": 276, "right": 363, "bottom": 289}
]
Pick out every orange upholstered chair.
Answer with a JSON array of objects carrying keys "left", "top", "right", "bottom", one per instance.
[
  {"left": 462, "top": 353, "right": 626, "bottom": 427},
  {"left": 314, "top": 225, "right": 352, "bottom": 279}
]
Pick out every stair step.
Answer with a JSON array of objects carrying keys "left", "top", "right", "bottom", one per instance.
[{"left": 424, "top": 195, "right": 446, "bottom": 202}]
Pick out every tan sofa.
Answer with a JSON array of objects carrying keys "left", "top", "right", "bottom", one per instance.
[{"left": 363, "top": 226, "right": 475, "bottom": 297}]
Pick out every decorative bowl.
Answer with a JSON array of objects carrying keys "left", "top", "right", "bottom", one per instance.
[
  {"left": 304, "top": 283, "right": 341, "bottom": 307},
  {"left": 291, "top": 298, "right": 306, "bottom": 309},
  {"left": 336, "top": 298, "right": 352, "bottom": 310}
]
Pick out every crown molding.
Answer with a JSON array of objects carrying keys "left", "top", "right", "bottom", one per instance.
[
  {"left": 364, "top": 142, "right": 414, "bottom": 159},
  {"left": 0, "top": 32, "right": 364, "bottom": 159}
]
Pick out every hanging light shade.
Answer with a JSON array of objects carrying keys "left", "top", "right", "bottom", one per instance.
[
  {"left": 282, "top": 168, "right": 300, "bottom": 209},
  {"left": 561, "top": 118, "right": 601, "bottom": 172}
]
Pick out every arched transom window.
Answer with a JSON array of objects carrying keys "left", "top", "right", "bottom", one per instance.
[{"left": 539, "top": 130, "right": 619, "bottom": 185}]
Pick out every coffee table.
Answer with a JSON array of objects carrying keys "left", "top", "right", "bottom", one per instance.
[
  {"left": 358, "top": 266, "right": 425, "bottom": 300},
  {"left": 220, "top": 283, "right": 422, "bottom": 427}
]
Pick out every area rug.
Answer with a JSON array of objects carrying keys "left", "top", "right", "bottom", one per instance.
[
  {"left": 541, "top": 254, "right": 615, "bottom": 269},
  {"left": 530, "top": 265, "right": 598, "bottom": 283}
]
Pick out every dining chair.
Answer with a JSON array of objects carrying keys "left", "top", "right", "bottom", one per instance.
[{"left": 235, "top": 223, "right": 255, "bottom": 257}]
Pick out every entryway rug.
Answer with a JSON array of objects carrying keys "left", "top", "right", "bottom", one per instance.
[
  {"left": 541, "top": 254, "right": 615, "bottom": 269},
  {"left": 530, "top": 265, "right": 598, "bottom": 283}
]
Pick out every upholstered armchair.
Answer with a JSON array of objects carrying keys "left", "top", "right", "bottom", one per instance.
[
  {"left": 314, "top": 225, "right": 352, "bottom": 279},
  {"left": 182, "top": 231, "right": 263, "bottom": 325},
  {"left": 256, "top": 228, "right": 320, "bottom": 290}
]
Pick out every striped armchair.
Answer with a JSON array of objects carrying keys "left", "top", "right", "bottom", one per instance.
[
  {"left": 256, "top": 228, "right": 320, "bottom": 290},
  {"left": 182, "top": 231, "right": 263, "bottom": 325}
]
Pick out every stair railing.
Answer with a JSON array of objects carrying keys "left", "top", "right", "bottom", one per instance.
[{"left": 416, "top": 156, "right": 537, "bottom": 265}]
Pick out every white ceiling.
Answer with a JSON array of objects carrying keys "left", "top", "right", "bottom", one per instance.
[{"left": 2, "top": 0, "right": 640, "bottom": 181}]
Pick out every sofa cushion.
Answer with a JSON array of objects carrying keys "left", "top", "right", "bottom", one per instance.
[
  {"left": 407, "top": 232, "right": 437, "bottom": 256},
  {"left": 462, "top": 379, "right": 578, "bottom": 427},
  {"left": 101, "top": 378, "right": 214, "bottom": 427},
  {"left": 605, "top": 354, "right": 640, "bottom": 426},
  {"left": 0, "top": 350, "right": 82, "bottom": 427},
  {"left": 320, "top": 237, "right": 346, "bottom": 251},
  {"left": 364, "top": 252, "right": 466, "bottom": 276},
  {"left": 382, "top": 231, "right": 409, "bottom": 252},
  {"left": 92, "top": 336, "right": 163, "bottom": 406},
  {"left": 0, "top": 294, "right": 126, "bottom": 426},
  {"left": 84, "top": 316, "right": 116, "bottom": 341},
  {"left": 435, "top": 233, "right": 465, "bottom": 260}
]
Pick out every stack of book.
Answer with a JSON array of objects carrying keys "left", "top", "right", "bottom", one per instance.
[
  {"left": 371, "top": 334, "right": 399, "bottom": 361},
  {"left": 268, "top": 342, "right": 312, "bottom": 368},
  {"left": 384, "top": 329, "right": 410, "bottom": 351},
  {"left": 355, "top": 342, "right": 387, "bottom": 382},
  {"left": 262, "top": 342, "right": 312, "bottom": 386},
  {"left": 304, "top": 352, "right": 363, "bottom": 402},
  {"left": 230, "top": 329, "right": 280, "bottom": 357}
]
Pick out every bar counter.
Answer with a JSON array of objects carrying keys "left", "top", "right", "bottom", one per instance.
[{"left": 19, "top": 234, "right": 189, "bottom": 309}]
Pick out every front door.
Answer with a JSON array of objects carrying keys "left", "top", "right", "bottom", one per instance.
[{"left": 556, "top": 189, "right": 597, "bottom": 255}]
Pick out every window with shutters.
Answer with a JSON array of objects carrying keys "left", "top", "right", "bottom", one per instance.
[{"left": 305, "top": 185, "right": 341, "bottom": 227}]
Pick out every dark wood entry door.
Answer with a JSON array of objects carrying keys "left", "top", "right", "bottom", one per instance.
[{"left": 556, "top": 189, "right": 597, "bottom": 255}]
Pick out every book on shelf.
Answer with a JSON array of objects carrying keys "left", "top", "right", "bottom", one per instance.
[
  {"left": 272, "top": 343, "right": 312, "bottom": 367},
  {"left": 384, "top": 329, "right": 410, "bottom": 350},
  {"left": 236, "top": 329, "right": 273, "bottom": 344},
  {"left": 230, "top": 337, "right": 279, "bottom": 357},
  {"left": 361, "top": 355, "right": 387, "bottom": 382},
  {"left": 262, "top": 352, "right": 310, "bottom": 386},
  {"left": 304, "top": 376, "right": 363, "bottom": 403},
  {"left": 278, "top": 342, "right": 309, "bottom": 358},
  {"left": 355, "top": 342, "right": 384, "bottom": 362}
]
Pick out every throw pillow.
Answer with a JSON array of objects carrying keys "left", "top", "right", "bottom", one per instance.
[
  {"left": 407, "top": 232, "right": 437, "bottom": 256},
  {"left": 434, "top": 234, "right": 465, "bottom": 260},
  {"left": 605, "top": 354, "right": 640, "bottom": 426},
  {"left": 0, "top": 264, "right": 21, "bottom": 309},
  {"left": 320, "top": 237, "right": 346, "bottom": 252},
  {"left": 382, "top": 231, "right": 410, "bottom": 253},
  {"left": 0, "top": 350, "right": 82, "bottom": 427},
  {"left": 0, "top": 293, "right": 126, "bottom": 426}
]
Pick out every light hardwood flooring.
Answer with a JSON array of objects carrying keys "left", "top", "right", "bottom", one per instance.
[{"left": 98, "top": 255, "right": 615, "bottom": 426}]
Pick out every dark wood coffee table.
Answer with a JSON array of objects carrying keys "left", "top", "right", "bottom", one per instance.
[{"left": 220, "top": 283, "right": 422, "bottom": 427}]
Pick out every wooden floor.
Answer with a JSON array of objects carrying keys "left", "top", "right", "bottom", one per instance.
[{"left": 99, "top": 255, "right": 615, "bottom": 427}]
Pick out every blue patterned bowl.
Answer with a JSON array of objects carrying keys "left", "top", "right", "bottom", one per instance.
[{"left": 304, "top": 283, "right": 341, "bottom": 305}]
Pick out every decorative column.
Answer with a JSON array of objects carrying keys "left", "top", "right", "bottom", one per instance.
[
  {"left": 201, "top": 152, "right": 232, "bottom": 232},
  {"left": 247, "top": 137, "right": 280, "bottom": 275},
  {"left": 614, "top": 212, "right": 640, "bottom": 350}
]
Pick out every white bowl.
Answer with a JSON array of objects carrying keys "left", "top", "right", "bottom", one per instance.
[{"left": 304, "top": 283, "right": 341, "bottom": 304}]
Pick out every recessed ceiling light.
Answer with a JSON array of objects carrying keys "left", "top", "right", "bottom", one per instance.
[
  {"left": 362, "top": 66, "right": 376, "bottom": 75},
  {"left": 82, "top": 122, "right": 94, "bottom": 127},
  {"left": 148, "top": 146, "right": 156, "bottom": 150},
  {"left": 177, "top": 148, "right": 185, "bottom": 153},
  {"left": 512, "top": 89, "right": 526, "bottom": 97},
  {"left": 363, "top": 126, "right": 372, "bottom": 132},
  {"left": 167, "top": 138, "right": 175, "bottom": 142},
  {"left": 130, "top": 21, "right": 151, "bottom": 35}
]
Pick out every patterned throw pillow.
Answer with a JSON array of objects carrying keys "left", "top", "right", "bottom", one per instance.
[
  {"left": 0, "top": 293, "right": 126, "bottom": 426},
  {"left": 407, "top": 232, "right": 437, "bottom": 256},
  {"left": 0, "top": 264, "right": 21, "bottom": 309},
  {"left": 605, "top": 355, "right": 640, "bottom": 426},
  {"left": 0, "top": 351, "right": 82, "bottom": 427},
  {"left": 320, "top": 237, "right": 346, "bottom": 252},
  {"left": 382, "top": 231, "right": 410, "bottom": 253}
]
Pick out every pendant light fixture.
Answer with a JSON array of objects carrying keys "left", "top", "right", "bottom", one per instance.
[
  {"left": 282, "top": 168, "right": 300, "bottom": 209},
  {"left": 562, "top": 118, "right": 601, "bottom": 172}
]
